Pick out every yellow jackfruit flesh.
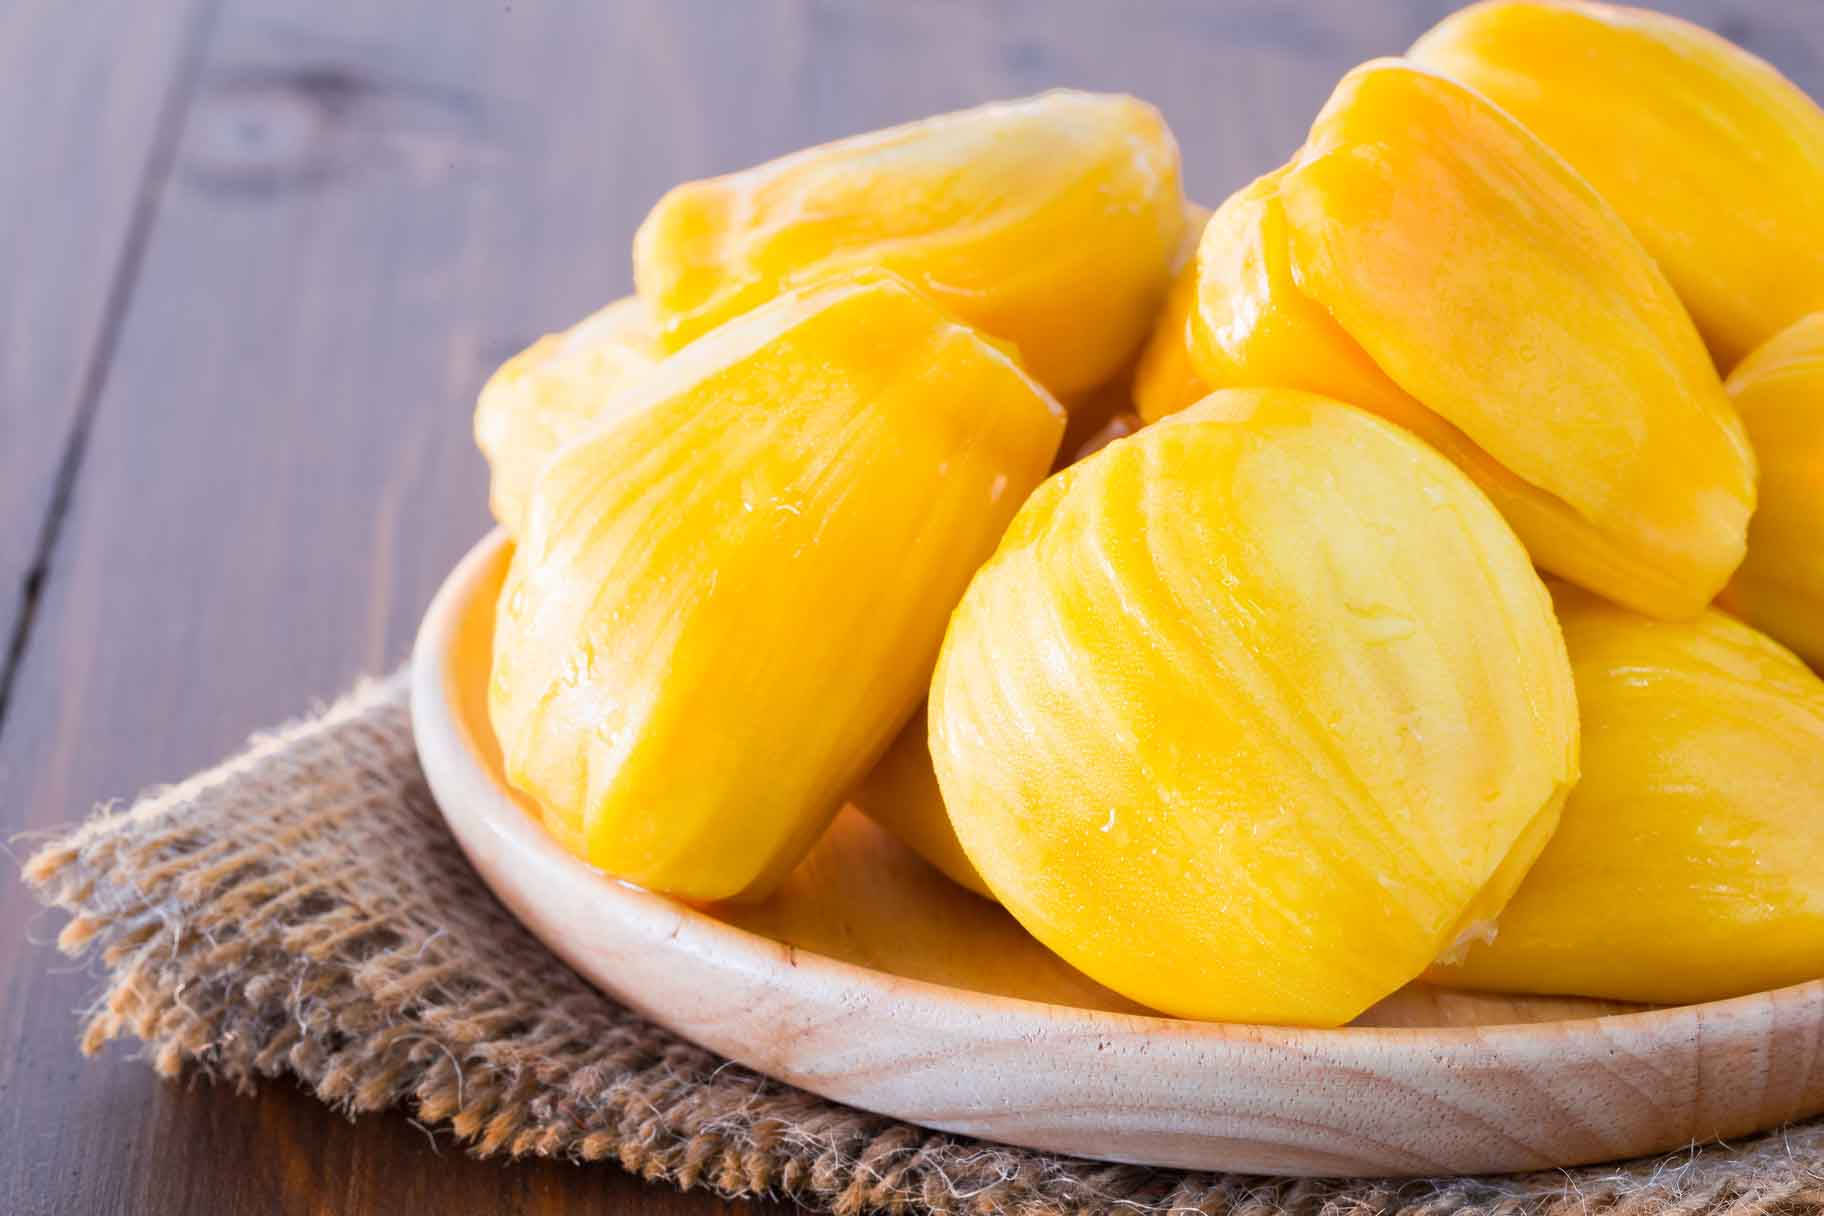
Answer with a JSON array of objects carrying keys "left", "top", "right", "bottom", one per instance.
[
  {"left": 929, "top": 388, "right": 1579, "bottom": 1026},
  {"left": 1411, "top": 0, "right": 1824, "bottom": 370},
  {"left": 1434, "top": 585, "right": 1824, "bottom": 1005},
  {"left": 1184, "top": 60, "right": 1755, "bottom": 620},
  {"left": 633, "top": 91, "right": 1186, "bottom": 398},
  {"left": 1133, "top": 204, "right": 1214, "bottom": 422},
  {"left": 1716, "top": 314, "right": 1824, "bottom": 671},
  {"left": 1132, "top": 257, "right": 1206, "bottom": 425},
  {"left": 474, "top": 297, "right": 661, "bottom": 538},
  {"left": 491, "top": 272, "right": 1065, "bottom": 902},
  {"left": 848, "top": 708, "right": 993, "bottom": 899}
]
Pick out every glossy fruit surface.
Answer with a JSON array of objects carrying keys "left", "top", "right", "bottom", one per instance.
[
  {"left": 930, "top": 387, "right": 1578, "bottom": 1025},
  {"left": 1412, "top": 0, "right": 1824, "bottom": 369},
  {"left": 492, "top": 272, "right": 1064, "bottom": 901},
  {"left": 634, "top": 91, "right": 1185, "bottom": 397},
  {"left": 474, "top": 297, "right": 659, "bottom": 537},
  {"left": 1716, "top": 313, "right": 1824, "bottom": 670},
  {"left": 1436, "top": 586, "right": 1824, "bottom": 1004},
  {"left": 1185, "top": 60, "right": 1755, "bottom": 620}
]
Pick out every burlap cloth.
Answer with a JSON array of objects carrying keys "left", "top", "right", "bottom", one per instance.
[{"left": 20, "top": 673, "right": 1824, "bottom": 1216}]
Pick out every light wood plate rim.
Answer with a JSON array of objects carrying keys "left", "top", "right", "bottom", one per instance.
[{"left": 411, "top": 528, "right": 1824, "bottom": 1177}]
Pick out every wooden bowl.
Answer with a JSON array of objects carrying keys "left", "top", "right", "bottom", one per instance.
[{"left": 411, "top": 530, "right": 1824, "bottom": 1177}]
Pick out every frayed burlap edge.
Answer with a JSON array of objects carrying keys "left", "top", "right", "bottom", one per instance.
[{"left": 20, "top": 673, "right": 1824, "bottom": 1216}]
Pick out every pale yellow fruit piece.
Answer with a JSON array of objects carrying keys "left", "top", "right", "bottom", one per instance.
[
  {"left": 848, "top": 707, "right": 992, "bottom": 899},
  {"left": 1716, "top": 313, "right": 1824, "bottom": 671},
  {"left": 1435, "top": 585, "right": 1824, "bottom": 1005},
  {"left": 1412, "top": 0, "right": 1824, "bottom": 369},
  {"left": 1186, "top": 60, "right": 1756, "bottom": 621},
  {"left": 491, "top": 272, "right": 1064, "bottom": 902},
  {"left": 474, "top": 297, "right": 661, "bottom": 538},
  {"left": 633, "top": 91, "right": 1185, "bottom": 397},
  {"left": 929, "top": 387, "right": 1579, "bottom": 1026}
]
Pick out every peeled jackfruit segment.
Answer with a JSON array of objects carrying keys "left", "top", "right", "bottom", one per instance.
[
  {"left": 1716, "top": 313, "right": 1824, "bottom": 672},
  {"left": 1433, "top": 585, "right": 1824, "bottom": 1005},
  {"left": 1133, "top": 257, "right": 1206, "bottom": 425},
  {"left": 633, "top": 91, "right": 1186, "bottom": 398},
  {"left": 1411, "top": 0, "right": 1824, "bottom": 371},
  {"left": 474, "top": 296, "right": 661, "bottom": 538},
  {"left": 1134, "top": 204, "right": 1215, "bottom": 423},
  {"left": 929, "top": 387, "right": 1580, "bottom": 1026},
  {"left": 491, "top": 272, "right": 1065, "bottom": 903},
  {"left": 848, "top": 707, "right": 993, "bottom": 899},
  {"left": 1183, "top": 59, "right": 1755, "bottom": 621}
]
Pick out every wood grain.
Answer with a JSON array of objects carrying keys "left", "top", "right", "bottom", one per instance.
[
  {"left": 7, "top": 0, "right": 1824, "bottom": 1211},
  {"left": 0, "top": 0, "right": 211, "bottom": 710}
]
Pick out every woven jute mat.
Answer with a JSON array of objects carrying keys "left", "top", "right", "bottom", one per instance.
[{"left": 21, "top": 674, "right": 1824, "bottom": 1216}]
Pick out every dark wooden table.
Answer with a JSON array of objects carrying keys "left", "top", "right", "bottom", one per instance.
[{"left": 4, "top": 2, "right": 1820, "bottom": 1212}]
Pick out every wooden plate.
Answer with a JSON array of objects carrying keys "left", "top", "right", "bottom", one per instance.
[{"left": 411, "top": 530, "right": 1824, "bottom": 1177}]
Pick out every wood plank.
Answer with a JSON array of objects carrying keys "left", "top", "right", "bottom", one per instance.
[
  {"left": 0, "top": 0, "right": 210, "bottom": 721},
  {"left": 7, "top": 1, "right": 1824, "bottom": 1212},
  {"left": 0, "top": 4, "right": 214, "bottom": 1213}
]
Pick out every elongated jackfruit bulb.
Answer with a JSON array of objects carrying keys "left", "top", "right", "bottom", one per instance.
[
  {"left": 474, "top": 297, "right": 660, "bottom": 537},
  {"left": 491, "top": 272, "right": 1065, "bottom": 902},
  {"left": 633, "top": 91, "right": 1186, "bottom": 398},
  {"left": 1411, "top": 0, "right": 1824, "bottom": 369},
  {"left": 1715, "top": 313, "right": 1824, "bottom": 671},
  {"left": 849, "top": 707, "right": 993, "bottom": 899},
  {"left": 1183, "top": 60, "right": 1756, "bottom": 621},
  {"left": 1433, "top": 585, "right": 1824, "bottom": 1005},
  {"left": 929, "top": 387, "right": 1580, "bottom": 1026}
]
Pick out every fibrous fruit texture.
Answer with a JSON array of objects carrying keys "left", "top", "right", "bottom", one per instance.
[
  {"left": 633, "top": 91, "right": 1185, "bottom": 398},
  {"left": 1434, "top": 585, "right": 1824, "bottom": 1005},
  {"left": 474, "top": 297, "right": 660, "bottom": 538},
  {"left": 491, "top": 272, "right": 1064, "bottom": 902},
  {"left": 1411, "top": 0, "right": 1824, "bottom": 370},
  {"left": 1183, "top": 60, "right": 1755, "bottom": 620},
  {"left": 929, "top": 388, "right": 1579, "bottom": 1025}
]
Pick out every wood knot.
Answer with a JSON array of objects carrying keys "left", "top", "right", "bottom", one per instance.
[{"left": 183, "top": 63, "right": 493, "bottom": 197}]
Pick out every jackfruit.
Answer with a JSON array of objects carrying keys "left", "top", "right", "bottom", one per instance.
[
  {"left": 1435, "top": 585, "right": 1824, "bottom": 1004},
  {"left": 1181, "top": 60, "right": 1754, "bottom": 620},
  {"left": 1412, "top": 0, "right": 1824, "bottom": 369},
  {"left": 929, "top": 387, "right": 1579, "bottom": 1025},
  {"left": 491, "top": 272, "right": 1064, "bottom": 902},
  {"left": 633, "top": 91, "right": 1185, "bottom": 397},
  {"left": 474, "top": 297, "right": 660, "bottom": 537},
  {"left": 1715, "top": 313, "right": 1824, "bottom": 672}
]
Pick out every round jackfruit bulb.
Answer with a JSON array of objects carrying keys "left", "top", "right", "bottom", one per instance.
[
  {"left": 491, "top": 271, "right": 1064, "bottom": 903},
  {"left": 633, "top": 90, "right": 1186, "bottom": 398},
  {"left": 1716, "top": 312, "right": 1824, "bottom": 672},
  {"left": 1184, "top": 59, "right": 1756, "bottom": 621},
  {"left": 1433, "top": 585, "right": 1824, "bottom": 1005},
  {"left": 929, "top": 387, "right": 1580, "bottom": 1026},
  {"left": 474, "top": 296, "right": 660, "bottom": 538}
]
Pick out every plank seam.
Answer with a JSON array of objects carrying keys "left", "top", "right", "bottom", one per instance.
[{"left": 0, "top": 0, "right": 227, "bottom": 741}]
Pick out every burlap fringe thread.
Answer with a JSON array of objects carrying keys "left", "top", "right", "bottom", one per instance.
[{"left": 20, "top": 674, "right": 1824, "bottom": 1216}]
